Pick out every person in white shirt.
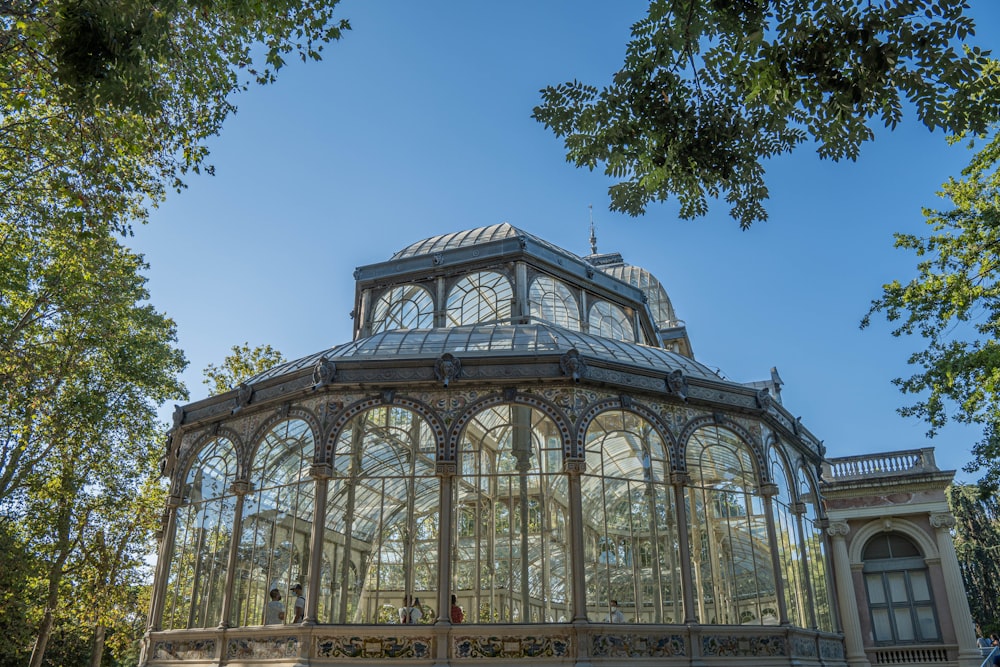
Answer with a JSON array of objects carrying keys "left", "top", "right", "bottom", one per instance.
[
  {"left": 264, "top": 588, "right": 285, "bottom": 625},
  {"left": 605, "top": 600, "right": 624, "bottom": 623},
  {"left": 291, "top": 583, "right": 305, "bottom": 623}
]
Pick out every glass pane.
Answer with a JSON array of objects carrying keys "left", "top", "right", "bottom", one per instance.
[
  {"left": 887, "top": 572, "right": 908, "bottom": 602},
  {"left": 894, "top": 608, "right": 915, "bottom": 641},
  {"left": 865, "top": 574, "right": 886, "bottom": 604},
  {"left": 872, "top": 608, "right": 893, "bottom": 642},
  {"left": 909, "top": 571, "right": 931, "bottom": 601},
  {"left": 916, "top": 606, "right": 939, "bottom": 640}
]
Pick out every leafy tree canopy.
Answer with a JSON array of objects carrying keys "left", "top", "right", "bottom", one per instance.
[
  {"left": 202, "top": 342, "right": 286, "bottom": 395},
  {"left": 863, "top": 122, "right": 1000, "bottom": 489},
  {"left": 533, "top": 0, "right": 1000, "bottom": 227},
  {"left": 2, "top": 0, "right": 350, "bottom": 237}
]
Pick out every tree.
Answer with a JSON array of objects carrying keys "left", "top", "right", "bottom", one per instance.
[
  {"left": 202, "top": 342, "right": 287, "bottom": 395},
  {"left": 862, "top": 124, "right": 1000, "bottom": 489},
  {"left": 947, "top": 484, "right": 1000, "bottom": 633},
  {"left": 533, "top": 0, "right": 1000, "bottom": 227},
  {"left": 2, "top": 0, "right": 351, "bottom": 238}
]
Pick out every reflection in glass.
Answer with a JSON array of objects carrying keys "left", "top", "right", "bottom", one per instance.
[
  {"left": 588, "top": 301, "right": 634, "bottom": 342},
  {"left": 164, "top": 437, "right": 238, "bottom": 629},
  {"left": 321, "top": 408, "right": 439, "bottom": 623},
  {"left": 798, "top": 466, "right": 834, "bottom": 631},
  {"left": 233, "top": 419, "right": 315, "bottom": 626},
  {"left": 686, "top": 426, "right": 774, "bottom": 625},
  {"left": 454, "top": 405, "right": 569, "bottom": 623},
  {"left": 582, "top": 410, "right": 679, "bottom": 623}
]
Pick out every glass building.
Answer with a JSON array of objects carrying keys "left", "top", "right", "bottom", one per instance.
[{"left": 143, "top": 223, "right": 978, "bottom": 667}]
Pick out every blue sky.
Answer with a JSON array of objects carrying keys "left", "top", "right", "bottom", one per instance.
[{"left": 131, "top": 1, "right": 1000, "bottom": 482}]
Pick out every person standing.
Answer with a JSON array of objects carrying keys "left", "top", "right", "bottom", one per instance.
[
  {"left": 264, "top": 588, "right": 285, "bottom": 625},
  {"left": 410, "top": 597, "right": 424, "bottom": 624},
  {"left": 399, "top": 595, "right": 412, "bottom": 624},
  {"left": 291, "top": 583, "right": 305, "bottom": 623},
  {"left": 605, "top": 600, "right": 624, "bottom": 623},
  {"left": 450, "top": 594, "right": 464, "bottom": 623}
]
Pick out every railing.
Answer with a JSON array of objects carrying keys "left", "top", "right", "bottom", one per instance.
[
  {"left": 870, "top": 644, "right": 950, "bottom": 664},
  {"left": 981, "top": 645, "right": 998, "bottom": 667},
  {"left": 823, "top": 448, "right": 938, "bottom": 481}
]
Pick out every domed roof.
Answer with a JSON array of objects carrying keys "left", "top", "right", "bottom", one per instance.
[
  {"left": 246, "top": 323, "right": 717, "bottom": 385},
  {"left": 600, "top": 264, "right": 677, "bottom": 328}
]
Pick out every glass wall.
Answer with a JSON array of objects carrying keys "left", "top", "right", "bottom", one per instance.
[
  {"left": 319, "top": 407, "right": 439, "bottom": 623},
  {"left": 588, "top": 301, "right": 634, "bottom": 342},
  {"left": 453, "top": 405, "right": 569, "bottom": 623},
  {"left": 769, "top": 446, "right": 805, "bottom": 626},
  {"left": 798, "top": 466, "right": 834, "bottom": 631},
  {"left": 372, "top": 285, "right": 435, "bottom": 333},
  {"left": 232, "top": 419, "right": 315, "bottom": 626},
  {"left": 582, "top": 410, "right": 680, "bottom": 623},
  {"left": 529, "top": 275, "right": 580, "bottom": 331},
  {"left": 686, "top": 426, "right": 775, "bottom": 625},
  {"left": 164, "top": 437, "right": 238, "bottom": 629},
  {"left": 446, "top": 271, "right": 512, "bottom": 327}
]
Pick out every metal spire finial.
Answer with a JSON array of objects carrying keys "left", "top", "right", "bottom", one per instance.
[{"left": 589, "top": 204, "right": 597, "bottom": 255}]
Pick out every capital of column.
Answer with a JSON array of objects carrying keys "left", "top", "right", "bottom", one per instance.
[
  {"left": 929, "top": 512, "right": 956, "bottom": 531},
  {"left": 564, "top": 459, "right": 586, "bottom": 474},
  {"left": 165, "top": 494, "right": 184, "bottom": 509},
  {"left": 230, "top": 480, "right": 252, "bottom": 496},
  {"left": 758, "top": 483, "right": 779, "bottom": 498},
  {"left": 310, "top": 462, "right": 334, "bottom": 480},
  {"left": 827, "top": 520, "right": 850, "bottom": 539},
  {"left": 669, "top": 471, "right": 691, "bottom": 486},
  {"left": 435, "top": 461, "right": 457, "bottom": 477},
  {"left": 790, "top": 502, "right": 807, "bottom": 515}
]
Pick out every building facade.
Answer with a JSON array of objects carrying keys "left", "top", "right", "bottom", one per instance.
[{"left": 142, "top": 224, "right": 977, "bottom": 666}]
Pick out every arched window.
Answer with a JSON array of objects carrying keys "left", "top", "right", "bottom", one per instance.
[
  {"left": 529, "top": 275, "right": 580, "bottom": 331},
  {"left": 232, "top": 419, "right": 315, "bottom": 626},
  {"left": 797, "top": 466, "right": 834, "bottom": 631},
  {"left": 446, "top": 271, "right": 512, "bottom": 326},
  {"left": 768, "top": 446, "right": 805, "bottom": 626},
  {"left": 454, "top": 405, "right": 568, "bottom": 623},
  {"left": 321, "top": 407, "right": 439, "bottom": 624},
  {"left": 863, "top": 533, "right": 940, "bottom": 644},
  {"left": 164, "top": 437, "right": 238, "bottom": 629},
  {"left": 686, "top": 426, "right": 774, "bottom": 625},
  {"left": 372, "top": 285, "right": 435, "bottom": 332},
  {"left": 588, "top": 301, "right": 634, "bottom": 342},
  {"left": 582, "top": 410, "right": 678, "bottom": 623}
]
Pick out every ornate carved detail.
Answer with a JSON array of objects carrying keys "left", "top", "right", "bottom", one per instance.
[
  {"left": 586, "top": 267, "right": 595, "bottom": 278},
  {"left": 503, "top": 387, "right": 518, "bottom": 401},
  {"left": 276, "top": 402, "right": 290, "bottom": 419},
  {"left": 712, "top": 412, "right": 725, "bottom": 425},
  {"left": 827, "top": 521, "right": 850, "bottom": 538},
  {"left": 517, "top": 235, "right": 528, "bottom": 250},
  {"left": 564, "top": 459, "right": 587, "bottom": 474},
  {"left": 930, "top": 513, "right": 956, "bottom": 530},
  {"left": 434, "top": 353, "right": 462, "bottom": 388},
  {"left": 669, "top": 471, "right": 691, "bottom": 486},
  {"left": 172, "top": 404, "right": 185, "bottom": 429},
  {"left": 316, "top": 635, "right": 430, "bottom": 659},
  {"left": 313, "top": 357, "right": 337, "bottom": 387},
  {"left": 665, "top": 370, "right": 688, "bottom": 400},
  {"left": 559, "top": 349, "right": 587, "bottom": 382},
  {"left": 433, "top": 252, "right": 444, "bottom": 266},
  {"left": 702, "top": 634, "right": 786, "bottom": 657},
  {"left": 454, "top": 634, "right": 569, "bottom": 658},
  {"left": 310, "top": 463, "right": 334, "bottom": 479},
  {"left": 619, "top": 394, "right": 633, "bottom": 409},
  {"left": 227, "top": 636, "right": 298, "bottom": 660},
  {"left": 230, "top": 480, "right": 252, "bottom": 496},
  {"left": 880, "top": 517, "right": 895, "bottom": 532},
  {"left": 381, "top": 389, "right": 396, "bottom": 405},
  {"left": 592, "top": 634, "right": 685, "bottom": 658},
  {"left": 758, "top": 483, "right": 779, "bottom": 498},
  {"left": 151, "top": 639, "right": 217, "bottom": 661},
  {"left": 756, "top": 388, "right": 771, "bottom": 411},
  {"left": 232, "top": 383, "right": 253, "bottom": 414},
  {"left": 436, "top": 461, "right": 458, "bottom": 476}
]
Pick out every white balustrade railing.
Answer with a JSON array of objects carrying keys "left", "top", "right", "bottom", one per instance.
[{"left": 823, "top": 448, "right": 938, "bottom": 481}]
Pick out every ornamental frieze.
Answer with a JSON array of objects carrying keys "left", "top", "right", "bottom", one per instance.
[
  {"left": 315, "top": 635, "right": 431, "bottom": 659},
  {"left": 226, "top": 636, "right": 298, "bottom": 660},
  {"left": 453, "top": 634, "right": 570, "bottom": 659},
  {"left": 819, "top": 638, "right": 846, "bottom": 659},
  {"left": 701, "top": 634, "right": 786, "bottom": 657},
  {"left": 591, "top": 633, "right": 686, "bottom": 657},
  {"left": 150, "top": 639, "right": 216, "bottom": 661}
]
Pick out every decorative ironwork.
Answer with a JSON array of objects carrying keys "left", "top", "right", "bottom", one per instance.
[
  {"left": 312, "top": 357, "right": 336, "bottom": 387},
  {"left": 559, "top": 348, "right": 587, "bottom": 382},
  {"left": 434, "top": 353, "right": 462, "bottom": 387}
]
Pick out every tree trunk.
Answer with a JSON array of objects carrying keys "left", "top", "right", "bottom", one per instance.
[
  {"left": 27, "top": 495, "right": 73, "bottom": 667},
  {"left": 90, "top": 624, "right": 106, "bottom": 667}
]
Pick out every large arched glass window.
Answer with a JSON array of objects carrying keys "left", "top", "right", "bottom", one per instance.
[
  {"left": 863, "top": 533, "right": 940, "bottom": 644},
  {"left": 582, "top": 410, "right": 679, "bottom": 623},
  {"left": 686, "top": 426, "right": 774, "bottom": 625},
  {"left": 446, "top": 271, "right": 512, "bottom": 327},
  {"left": 453, "top": 405, "right": 569, "bottom": 623},
  {"left": 232, "top": 419, "right": 315, "bottom": 626},
  {"left": 372, "top": 285, "right": 435, "bottom": 333},
  {"left": 529, "top": 275, "right": 580, "bottom": 331},
  {"left": 768, "top": 447, "right": 806, "bottom": 626},
  {"left": 588, "top": 301, "right": 634, "bottom": 342},
  {"left": 797, "top": 466, "right": 834, "bottom": 631},
  {"left": 164, "top": 437, "right": 238, "bottom": 629},
  {"left": 320, "top": 408, "right": 439, "bottom": 624}
]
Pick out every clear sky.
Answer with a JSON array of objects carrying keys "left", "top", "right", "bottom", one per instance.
[{"left": 130, "top": 0, "right": 1000, "bottom": 483}]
